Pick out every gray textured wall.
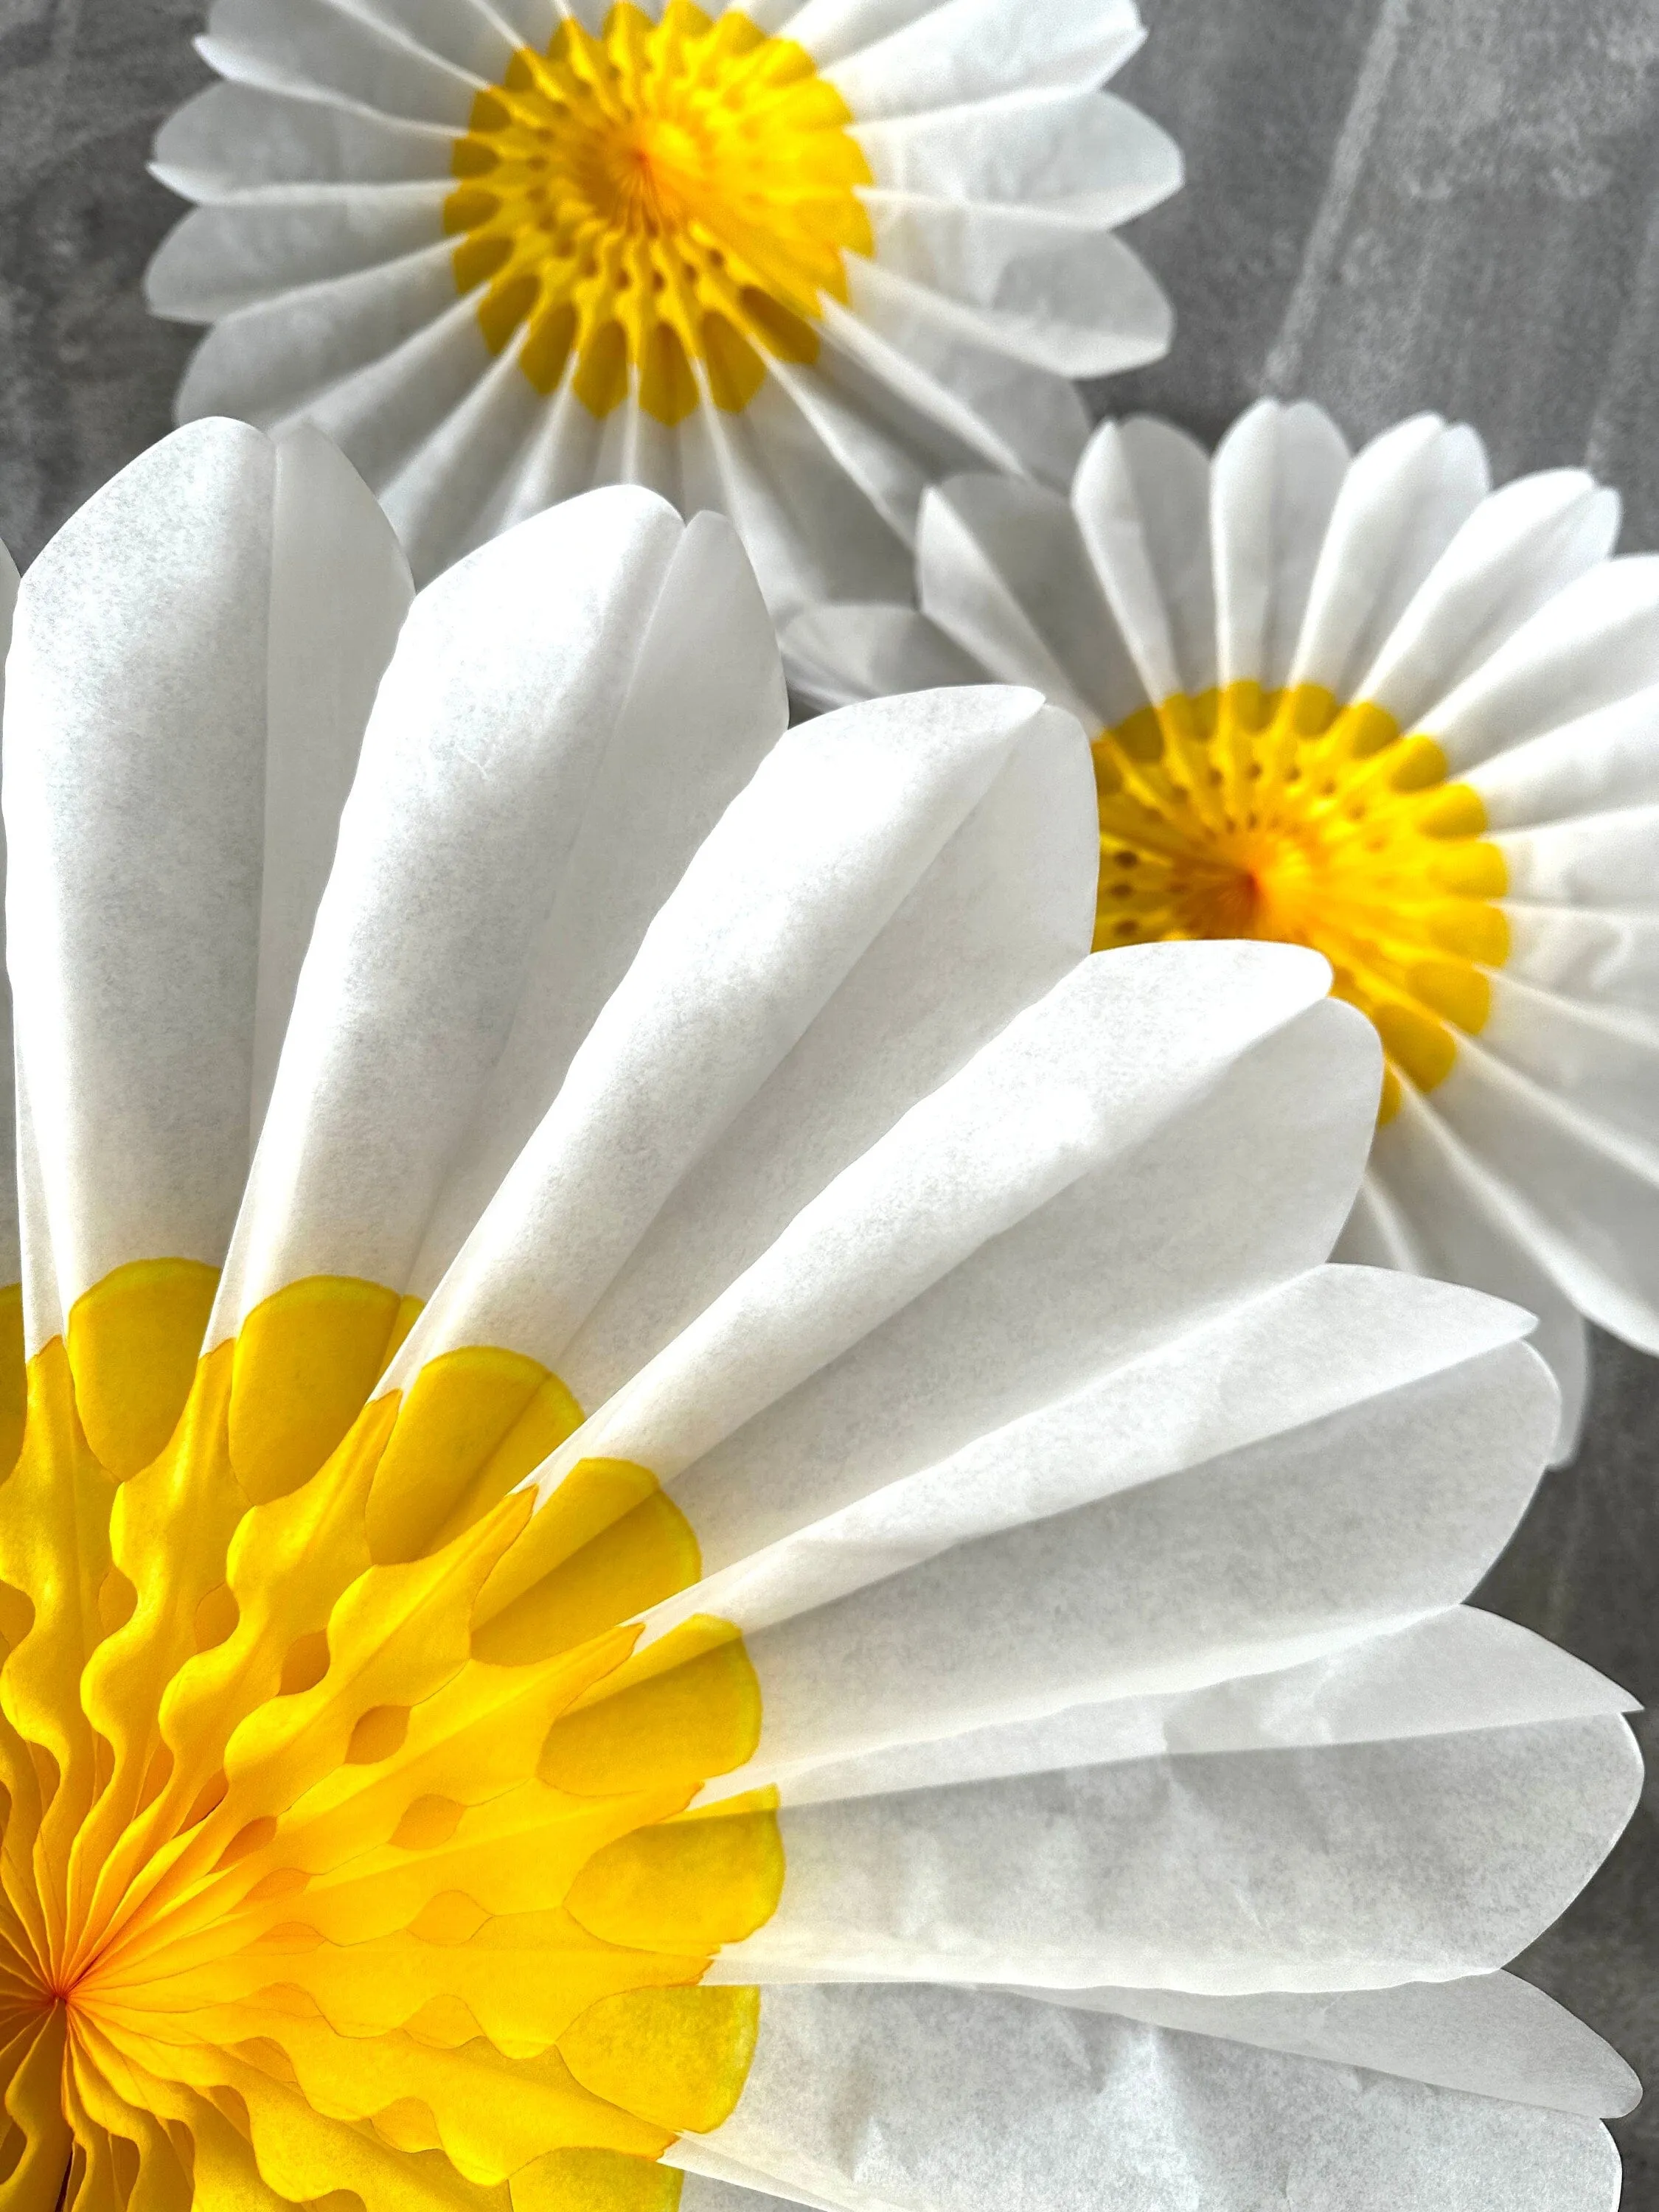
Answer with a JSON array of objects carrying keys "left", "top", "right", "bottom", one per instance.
[
  {"left": 0, "top": 0, "right": 206, "bottom": 565},
  {"left": 0, "top": 0, "right": 1657, "bottom": 2198},
  {"left": 1107, "top": 0, "right": 1659, "bottom": 546}
]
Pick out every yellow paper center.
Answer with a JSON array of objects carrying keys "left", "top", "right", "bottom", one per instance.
[
  {"left": 1092, "top": 684, "right": 1509, "bottom": 1121},
  {"left": 0, "top": 1262, "right": 780, "bottom": 2211},
  {"left": 446, "top": 1, "right": 874, "bottom": 422}
]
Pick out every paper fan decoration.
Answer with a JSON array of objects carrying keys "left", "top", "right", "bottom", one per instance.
[
  {"left": 0, "top": 423, "right": 1640, "bottom": 2211},
  {"left": 142, "top": 0, "right": 1180, "bottom": 607},
  {"left": 788, "top": 398, "right": 1659, "bottom": 1461}
]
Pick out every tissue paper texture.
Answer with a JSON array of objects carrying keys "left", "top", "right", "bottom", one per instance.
[
  {"left": 787, "top": 397, "right": 1659, "bottom": 1464},
  {"left": 0, "top": 422, "right": 1638, "bottom": 2211},
  {"left": 145, "top": 0, "right": 1180, "bottom": 603}
]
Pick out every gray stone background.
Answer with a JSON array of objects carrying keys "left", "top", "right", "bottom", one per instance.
[{"left": 0, "top": 0, "right": 1655, "bottom": 2197}]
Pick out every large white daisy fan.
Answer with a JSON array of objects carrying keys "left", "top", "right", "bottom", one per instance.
[
  {"left": 0, "top": 426, "right": 1640, "bottom": 2211},
  {"left": 144, "top": 0, "right": 1180, "bottom": 606}
]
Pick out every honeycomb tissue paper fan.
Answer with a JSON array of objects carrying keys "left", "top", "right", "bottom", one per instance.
[
  {"left": 787, "top": 396, "right": 1659, "bottom": 1465},
  {"left": 0, "top": 422, "right": 1641, "bottom": 2211},
  {"left": 144, "top": 0, "right": 1182, "bottom": 608}
]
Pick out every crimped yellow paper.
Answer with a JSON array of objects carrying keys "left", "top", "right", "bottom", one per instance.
[
  {"left": 0, "top": 1265, "right": 781, "bottom": 2207},
  {"left": 1092, "top": 682, "right": 1509, "bottom": 1119},
  {"left": 447, "top": 1, "right": 873, "bottom": 420}
]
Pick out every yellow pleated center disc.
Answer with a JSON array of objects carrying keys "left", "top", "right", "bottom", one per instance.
[
  {"left": 0, "top": 1265, "right": 781, "bottom": 2212},
  {"left": 1093, "top": 683, "right": 1511, "bottom": 1121},
  {"left": 447, "top": 1, "right": 873, "bottom": 422}
]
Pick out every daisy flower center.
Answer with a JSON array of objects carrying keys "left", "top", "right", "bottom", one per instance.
[
  {"left": 1092, "top": 683, "right": 1509, "bottom": 1121},
  {"left": 0, "top": 1265, "right": 780, "bottom": 2211},
  {"left": 445, "top": 1, "right": 874, "bottom": 423}
]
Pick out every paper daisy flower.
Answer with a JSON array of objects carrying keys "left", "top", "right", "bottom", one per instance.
[
  {"left": 142, "top": 0, "right": 1180, "bottom": 609},
  {"left": 788, "top": 400, "right": 1659, "bottom": 1458},
  {"left": 0, "top": 422, "right": 1641, "bottom": 2211}
]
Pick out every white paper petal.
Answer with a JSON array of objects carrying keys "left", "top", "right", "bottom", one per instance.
[
  {"left": 1023, "top": 1970, "right": 1638, "bottom": 2121},
  {"left": 1423, "top": 1040, "right": 1659, "bottom": 1352},
  {"left": 408, "top": 510, "right": 790, "bottom": 1293},
  {"left": 720, "top": 1708, "right": 1635, "bottom": 1992},
  {"left": 917, "top": 474, "right": 1147, "bottom": 726},
  {"left": 152, "top": 81, "right": 455, "bottom": 201},
  {"left": 1287, "top": 414, "right": 1490, "bottom": 699},
  {"left": 485, "top": 0, "right": 563, "bottom": 38},
  {"left": 655, "top": 1265, "right": 1537, "bottom": 1657},
  {"left": 213, "top": 484, "right": 686, "bottom": 1338},
  {"left": 1211, "top": 396, "right": 1351, "bottom": 692},
  {"left": 1470, "top": 682, "right": 1659, "bottom": 826},
  {"left": 1481, "top": 971, "right": 1659, "bottom": 1146},
  {"left": 147, "top": 184, "right": 448, "bottom": 321},
  {"left": 4, "top": 423, "right": 274, "bottom": 1344},
  {"left": 782, "top": 0, "right": 970, "bottom": 66},
  {"left": 509, "top": 944, "right": 1355, "bottom": 1508},
  {"left": 860, "top": 200, "right": 1172, "bottom": 377},
  {"left": 824, "top": 0, "right": 1144, "bottom": 117},
  {"left": 4, "top": 421, "right": 420, "bottom": 1354},
  {"left": 1503, "top": 901, "right": 1659, "bottom": 1017},
  {"left": 400, "top": 685, "right": 1056, "bottom": 1376},
  {"left": 1497, "top": 804, "right": 1659, "bottom": 910},
  {"left": 1420, "top": 555, "right": 1659, "bottom": 772},
  {"left": 782, "top": 603, "right": 985, "bottom": 710},
  {"left": 175, "top": 243, "right": 465, "bottom": 428},
  {"left": 374, "top": 344, "right": 545, "bottom": 582},
  {"left": 1073, "top": 415, "right": 1217, "bottom": 701},
  {"left": 754, "top": 351, "right": 931, "bottom": 556},
  {"left": 1357, "top": 470, "right": 1619, "bottom": 729},
  {"left": 855, "top": 88, "right": 1179, "bottom": 223},
  {"left": 652, "top": 993, "right": 1374, "bottom": 1588},
  {"left": 744, "top": 1606, "right": 1629, "bottom": 1811},
  {"left": 333, "top": 0, "right": 518, "bottom": 80},
  {"left": 200, "top": 0, "right": 479, "bottom": 127},
  {"left": 252, "top": 425, "right": 412, "bottom": 1137},
  {"left": 1336, "top": 1167, "right": 1419, "bottom": 1271},
  {"left": 824, "top": 277, "right": 1092, "bottom": 486},
  {"left": 1349, "top": 1108, "right": 1591, "bottom": 1464},
  {"left": 712, "top": 1332, "right": 1557, "bottom": 1794},
  {"left": 277, "top": 291, "right": 499, "bottom": 495},
  {"left": 681, "top": 2178, "right": 828, "bottom": 2212},
  {"left": 695, "top": 373, "right": 921, "bottom": 616},
  {"left": 554, "top": 706, "right": 1096, "bottom": 1410},
  {"left": 683, "top": 1983, "right": 1622, "bottom": 2212}
]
